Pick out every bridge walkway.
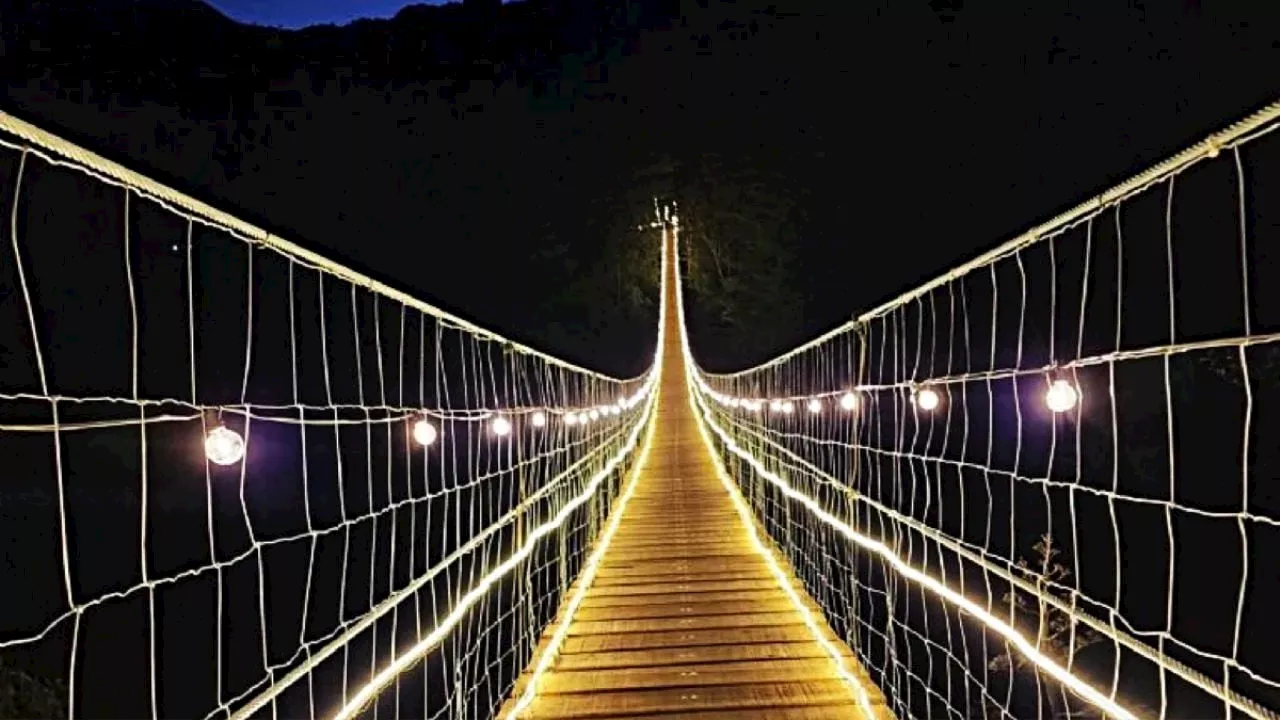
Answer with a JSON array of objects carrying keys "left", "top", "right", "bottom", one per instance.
[{"left": 499, "top": 232, "right": 891, "bottom": 719}]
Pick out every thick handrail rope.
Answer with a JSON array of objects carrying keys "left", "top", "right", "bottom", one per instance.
[
  {"left": 0, "top": 110, "right": 633, "bottom": 383},
  {"left": 707, "top": 94, "right": 1280, "bottom": 378},
  {"left": 689, "top": 383, "right": 1139, "bottom": 720},
  {"left": 701, "top": 397, "right": 1280, "bottom": 720},
  {"left": 326, "top": 383, "right": 659, "bottom": 720}
]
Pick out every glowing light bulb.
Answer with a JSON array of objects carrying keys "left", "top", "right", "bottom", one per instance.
[
  {"left": 840, "top": 392, "right": 858, "bottom": 411},
  {"left": 412, "top": 418, "right": 438, "bottom": 447},
  {"left": 915, "top": 388, "right": 940, "bottom": 411},
  {"left": 492, "top": 416, "right": 512, "bottom": 437},
  {"left": 782, "top": 401, "right": 795, "bottom": 414},
  {"left": 807, "top": 398, "right": 822, "bottom": 414},
  {"left": 1046, "top": 379, "right": 1079, "bottom": 413},
  {"left": 589, "top": 409, "right": 600, "bottom": 421},
  {"left": 205, "top": 425, "right": 245, "bottom": 466},
  {"left": 532, "top": 411, "right": 547, "bottom": 428},
  {"left": 769, "top": 400, "right": 783, "bottom": 413},
  {"left": 564, "top": 413, "right": 578, "bottom": 426}
]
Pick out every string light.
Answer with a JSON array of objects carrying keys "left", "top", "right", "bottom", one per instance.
[
  {"left": 807, "top": 398, "right": 822, "bottom": 414},
  {"left": 491, "top": 416, "right": 512, "bottom": 437},
  {"left": 204, "top": 422, "right": 244, "bottom": 461},
  {"left": 915, "top": 387, "right": 941, "bottom": 411},
  {"left": 781, "top": 400, "right": 795, "bottom": 414},
  {"left": 1045, "top": 378, "right": 1080, "bottom": 413},
  {"left": 588, "top": 409, "right": 600, "bottom": 421},
  {"left": 769, "top": 400, "right": 783, "bottom": 412},
  {"left": 564, "top": 413, "right": 578, "bottom": 426},
  {"left": 412, "top": 418, "right": 438, "bottom": 447},
  {"left": 205, "top": 425, "right": 245, "bottom": 466},
  {"left": 531, "top": 411, "right": 547, "bottom": 428},
  {"left": 840, "top": 392, "right": 858, "bottom": 411}
]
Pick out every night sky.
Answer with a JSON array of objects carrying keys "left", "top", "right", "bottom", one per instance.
[{"left": 206, "top": 0, "right": 447, "bottom": 28}]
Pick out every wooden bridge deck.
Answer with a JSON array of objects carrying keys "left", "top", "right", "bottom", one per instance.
[{"left": 501, "top": 230, "right": 890, "bottom": 719}]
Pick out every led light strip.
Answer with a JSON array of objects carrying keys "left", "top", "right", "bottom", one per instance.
[
  {"left": 689, "top": 386, "right": 1140, "bottom": 720},
  {"left": 498, "top": 214, "right": 673, "bottom": 719},
  {"left": 501, "top": 392, "right": 660, "bottom": 719},
  {"left": 326, "top": 388, "right": 657, "bottom": 720},
  {"left": 685, "top": 367, "right": 881, "bottom": 719}
]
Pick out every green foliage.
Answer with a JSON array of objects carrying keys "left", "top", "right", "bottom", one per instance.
[{"left": 535, "top": 149, "right": 808, "bottom": 366}]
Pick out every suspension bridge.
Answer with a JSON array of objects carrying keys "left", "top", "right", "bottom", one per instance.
[{"left": 1, "top": 96, "right": 1280, "bottom": 720}]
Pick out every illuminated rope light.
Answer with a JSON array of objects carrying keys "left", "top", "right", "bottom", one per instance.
[
  {"left": 222, "top": 411, "right": 647, "bottom": 720},
  {"left": 330, "top": 390, "right": 658, "bottom": 720},
  {"left": 501, "top": 390, "right": 659, "bottom": 720},
  {"left": 685, "top": 371, "right": 879, "bottom": 718},
  {"left": 689, "top": 386, "right": 1139, "bottom": 720}
]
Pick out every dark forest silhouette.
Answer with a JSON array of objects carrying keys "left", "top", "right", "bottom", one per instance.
[{"left": 6, "top": 1, "right": 1280, "bottom": 372}]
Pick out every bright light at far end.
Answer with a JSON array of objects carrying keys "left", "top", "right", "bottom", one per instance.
[
  {"left": 915, "top": 388, "right": 941, "bottom": 411},
  {"left": 205, "top": 425, "right": 245, "bottom": 466},
  {"left": 840, "top": 392, "right": 858, "bottom": 411},
  {"left": 412, "top": 418, "right": 439, "bottom": 447},
  {"left": 532, "top": 411, "right": 547, "bottom": 428},
  {"left": 492, "top": 416, "right": 512, "bottom": 437},
  {"left": 1046, "top": 379, "right": 1080, "bottom": 413}
]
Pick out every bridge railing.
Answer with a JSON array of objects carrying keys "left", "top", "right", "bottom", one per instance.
[
  {"left": 0, "top": 111, "right": 658, "bottom": 720},
  {"left": 689, "top": 98, "right": 1280, "bottom": 720}
]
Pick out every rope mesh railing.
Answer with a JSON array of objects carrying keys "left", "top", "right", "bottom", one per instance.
[
  {"left": 0, "top": 110, "right": 658, "bottom": 720},
  {"left": 689, "top": 97, "right": 1280, "bottom": 720}
]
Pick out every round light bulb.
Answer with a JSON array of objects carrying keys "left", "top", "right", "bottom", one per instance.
[
  {"left": 491, "top": 416, "right": 512, "bottom": 437},
  {"left": 781, "top": 400, "right": 794, "bottom": 414},
  {"left": 564, "top": 413, "right": 578, "bottom": 426},
  {"left": 1046, "top": 379, "right": 1079, "bottom": 413},
  {"left": 589, "top": 409, "right": 600, "bottom": 421},
  {"left": 769, "top": 400, "right": 782, "bottom": 412},
  {"left": 205, "top": 425, "right": 245, "bottom": 466},
  {"left": 807, "top": 398, "right": 822, "bottom": 414},
  {"left": 915, "top": 388, "right": 940, "bottom": 411},
  {"left": 840, "top": 392, "right": 858, "bottom": 411},
  {"left": 412, "top": 418, "right": 438, "bottom": 447},
  {"left": 532, "top": 411, "right": 547, "bottom": 428}
]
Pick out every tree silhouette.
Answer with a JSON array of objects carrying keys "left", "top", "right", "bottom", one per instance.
[
  {"left": 988, "top": 533, "right": 1103, "bottom": 719},
  {"left": 0, "top": 656, "right": 65, "bottom": 720}
]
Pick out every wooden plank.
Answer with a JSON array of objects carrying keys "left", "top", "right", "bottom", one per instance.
[
  {"left": 520, "top": 679, "right": 860, "bottom": 718},
  {"left": 547, "top": 705, "right": 872, "bottom": 720},
  {"left": 553, "top": 641, "right": 853, "bottom": 671},
  {"left": 560, "top": 625, "right": 846, "bottom": 654},
  {"left": 569, "top": 611, "right": 805, "bottom": 637},
  {"left": 578, "top": 588, "right": 801, "bottom": 609},
  {"left": 538, "top": 657, "right": 842, "bottom": 694}
]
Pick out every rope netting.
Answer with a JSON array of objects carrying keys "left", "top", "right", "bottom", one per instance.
[
  {"left": 0, "top": 111, "right": 658, "bottom": 720},
  {"left": 690, "top": 98, "right": 1280, "bottom": 719}
]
